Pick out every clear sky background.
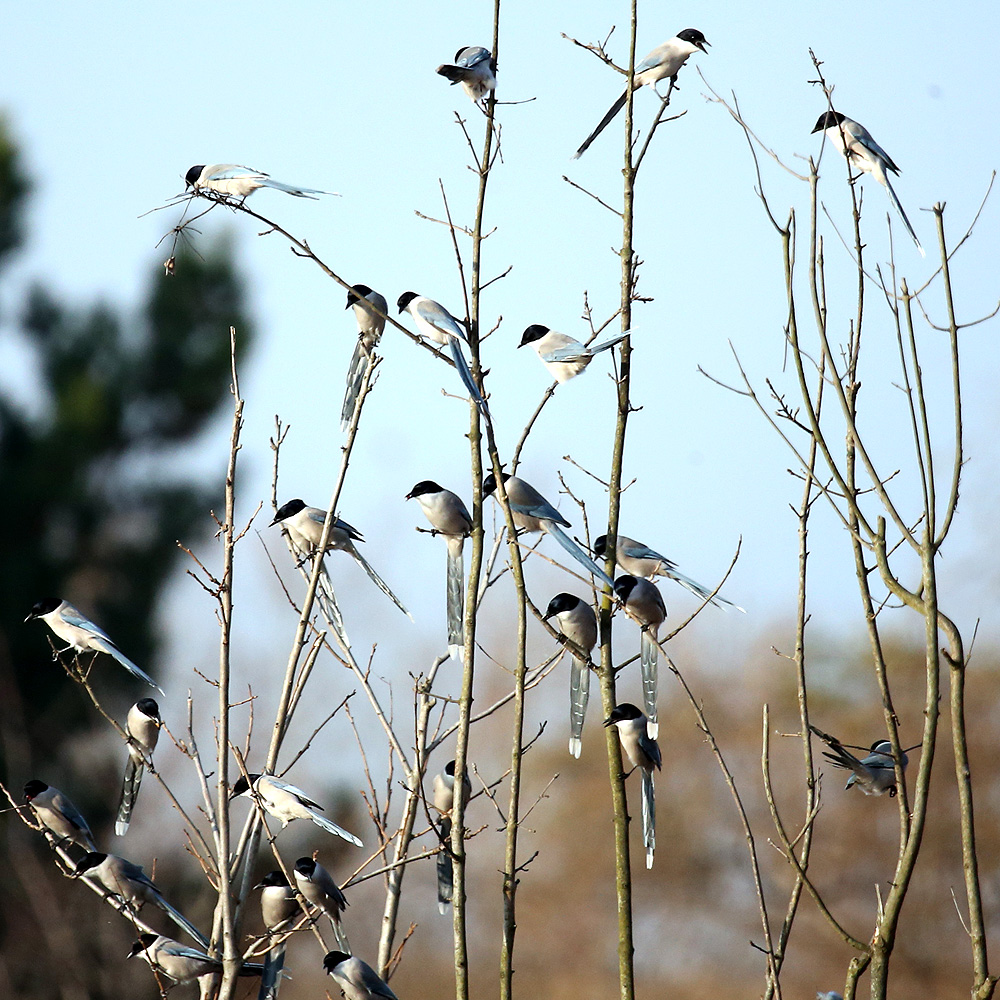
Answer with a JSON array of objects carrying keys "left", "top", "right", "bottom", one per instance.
[{"left": 2, "top": 0, "right": 998, "bottom": 793}]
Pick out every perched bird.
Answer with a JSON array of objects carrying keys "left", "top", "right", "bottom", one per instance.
[
  {"left": 817, "top": 993, "right": 844, "bottom": 1000},
  {"left": 25, "top": 598, "right": 163, "bottom": 693},
  {"left": 432, "top": 760, "right": 472, "bottom": 914},
  {"left": 482, "top": 472, "right": 615, "bottom": 589},
  {"left": 574, "top": 29, "right": 709, "bottom": 158},
  {"left": 613, "top": 576, "right": 667, "bottom": 739},
  {"left": 294, "top": 857, "right": 350, "bottom": 952},
  {"left": 811, "top": 111, "right": 924, "bottom": 256},
  {"left": 127, "top": 933, "right": 263, "bottom": 985},
  {"left": 271, "top": 499, "right": 411, "bottom": 620},
  {"left": 518, "top": 324, "right": 631, "bottom": 383},
  {"left": 436, "top": 46, "right": 497, "bottom": 102},
  {"left": 342, "top": 284, "right": 387, "bottom": 431},
  {"left": 73, "top": 852, "right": 207, "bottom": 947},
  {"left": 396, "top": 292, "right": 488, "bottom": 416},
  {"left": 594, "top": 534, "right": 742, "bottom": 610},
  {"left": 406, "top": 481, "right": 473, "bottom": 661},
  {"left": 255, "top": 871, "right": 299, "bottom": 1000},
  {"left": 116, "top": 698, "right": 161, "bottom": 836},
  {"left": 323, "top": 951, "right": 399, "bottom": 1000},
  {"left": 810, "top": 724, "right": 913, "bottom": 797},
  {"left": 605, "top": 703, "right": 661, "bottom": 869},
  {"left": 23, "top": 780, "right": 96, "bottom": 852},
  {"left": 184, "top": 164, "right": 334, "bottom": 200},
  {"left": 230, "top": 773, "right": 363, "bottom": 847},
  {"left": 543, "top": 594, "right": 598, "bottom": 758}
]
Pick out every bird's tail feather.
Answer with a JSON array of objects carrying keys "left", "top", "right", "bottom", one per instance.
[
  {"left": 569, "top": 655, "right": 590, "bottom": 759},
  {"left": 436, "top": 64, "right": 471, "bottom": 85},
  {"left": 260, "top": 178, "right": 335, "bottom": 199},
  {"left": 340, "top": 340, "right": 373, "bottom": 431},
  {"left": 331, "top": 918, "right": 351, "bottom": 954},
  {"left": 350, "top": 548, "right": 413, "bottom": 620},
  {"left": 641, "top": 769, "right": 656, "bottom": 869},
  {"left": 573, "top": 89, "right": 629, "bottom": 159},
  {"left": 446, "top": 536, "right": 465, "bottom": 661},
  {"left": 315, "top": 566, "right": 351, "bottom": 650},
  {"left": 107, "top": 645, "right": 164, "bottom": 694},
  {"left": 588, "top": 329, "right": 633, "bottom": 355},
  {"left": 883, "top": 175, "right": 925, "bottom": 256},
  {"left": 115, "top": 756, "right": 144, "bottom": 836},
  {"left": 437, "top": 816, "right": 454, "bottom": 914},
  {"left": 154, "top": 894, "right": 210, "bottom": 949},
  {"left": 310, "top": 811, "right": 364, "bottom": 848},
  {"left": 448, "top": 339, "right": 489, "bottom": 417},
  {"left": 260, "top": 942, "right": 286, "bottom": 1000},
  {"left": 662, "top": 567, "right": 744, "bottom": 612},
  {"left": 543, "top": 523, "right": 616, "bottom": 589},
  {"left": 640, "top": 631, "right": 659, "bottom": 740}
]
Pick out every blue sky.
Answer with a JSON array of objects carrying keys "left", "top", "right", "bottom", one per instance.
[{"left": 2, "top": 1, "right": 998, "bottom": 756}]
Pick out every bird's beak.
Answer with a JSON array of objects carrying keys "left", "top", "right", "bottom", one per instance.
[
  {"left": 602, "top": 716, "right": 615, "bottom": 728},
  {"left": 698, "top": 39, "right": 710, "bottom": 51}
]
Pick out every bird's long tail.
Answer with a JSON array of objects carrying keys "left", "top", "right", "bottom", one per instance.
[
  {"left": 446, "top": 535, "right": 466, "bottom": 662},
  {"left": 260, "top": 941, "right": 286, "bottom": 1000},
  {"left": 259, "top": 178, "right": 336, "bottom": 199},
  {"left": 662, "top": 567, "right": 745, "bottom": 612},
  {"left": 340, "top": 339, "right": 375, "bottom": 431},
  {"left": 883, "top": 174, "right": 925, "bottom": 256},
  {"left": 640, "top": 630, "right": 659, "bottom": 740},
  {"left": 309, "top": 811, "right": 364, "bottom": 848},
  {"left": 543, "top": 523, "right": 616, "bottom": 589},
  {"left": 641, "top": 768, "right": 656, "bottom": 869},
  {"left": 315, "top": 564, "right": 351, "bottom": 650},
  {"left": 349, "top": 548, "right": 413, "bottom": 620},
  {"left": 437, "top": 816, "right": 454, "bottom": 914},
  {"left": 153, "top": 894, "right": 210, "bottom": 949},
  {"left": 588, "top": 329, "right": 633, "bottom": 355},
  {"left": 436, "top": 64, "right": 473, "bottom": 85},
  {"left": 330, "top": 916, "right": 351, "bottom": 954},
  {"left": 568, "top": 655, "right": 590, "bottom": 759},
  {"left": 448, "top": 339, "right": 489, "bottom": 417},
  {"left": 105, "top": 644, "right": 164, "bottom": 694},
  {"left": 573, "top": 89, "right": 629, "bottom": 159},
  {"left": 115, "top": 755, "right": 144, "bottom": 836}
]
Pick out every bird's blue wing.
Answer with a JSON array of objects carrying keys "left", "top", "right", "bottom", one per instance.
[
  {"left": 60, "top": 607, "right": 113, "bottom": 642},
  {"left": 619, "top": 539, "right": 668, "bottom": 563},
  {"left": 59, "top": 796, "right": 92, "bottom": 834},
  {"left": 540, "top": 340, "right": 588, "bottom": 363},
  {"left": 458, "top": 47, "right": 491, "bottom": 69},
  {"left": 849, "top": 129, "right": 900, "bottom": 174},
  {"left": 267, "top": 776, "right": 323, "bottom": 810},
  {"left": 414, "top": 299, "right": 468, "bottom": 343},
  {"left": 639, "top": 731, "right": 662, "bottom": 770},
  {"left": 206, "top": 164, "right": 263, "bottom": 180},
  {"left": 159, "top": 941, "right": 213, "bottom": 961}
]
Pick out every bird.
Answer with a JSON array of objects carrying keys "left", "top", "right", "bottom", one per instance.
[
  {"left": 518, "top": 324, "right": 631, "bottom": 383},
  {"left": 73, "top": 852, "right": 208, "bottom": 947},
  {"left": 436, "top": 46, "right": 497, "bottom": 102},
  {"left": 22, "top": 780, "right": 96, "bottom": 852},
  {"left": 396, "top": 292, "right": 489, "bottom": 416},
  {"left": 817, "top": 993, "right": 844, "bottom": 1000},
  {"left": 432, "top": 759, "right": 472, "bottom": 914},
  {"left": 255, "top": 871, "right": 299, "bottom": 1000},
  {"left": 294, "top": 857, "right": 350, "bottom": 952},
  {"left": 482, "top": 472, "right": 615, "bottom": 589},
  {"left": 406, "top": 481, "right": 473, "bottom": 661},
  {"left": 127, "top": 933, "right": 264, "bottom": 985},
  {"left": 811, "top": 111, "right": 924, "bottom": 256},
  {"left": 229, "top": 772, "right": 363, "bottom": 847},
  {"left": 25, "top": 598, "right": 163, "bottom": 693},
  {"left": 342, "top": 284, "right": 387, "bottom": 431},
  {"left": 574, "top": 29, "right": 709, "bottom": 158},
  {"left": 605, "top": 703, "right": 661, "bottom": 869},
  {"left": 116, "top": 698, "right": 161, "bottom": 836},
  {"left": 270, "top": 499, "right": 411, "bottom": 620},
  {"left": 593, "top": 534, "right": 743, "bottom": 610},
  {"left": 613, "top": 576, "right": 667, "bottom": 739},
  {"left": 323, "top": 951, "right": 399, "bottom": 1000},
  {"left": 809, "top": 724, "right": 914, "bottom": 797},
  {"left": 183, "top": 164, "right": 334, "bottom": 200},
  {"left": 543, "top": 594, "right": 597, "bottom": 758}
]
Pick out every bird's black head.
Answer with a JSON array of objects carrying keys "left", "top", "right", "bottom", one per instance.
[
  {"left": 604, "top": 703, "right": 643, "bottom": 727},
  {"left": 25, "top": 597, "right": 61, "bottom": 622},
  {"left": 812, "top": 110, "right": 845, "bottom": 133},
  {"left": 482, "top": 472, "right": 510, "bottom": 497},
  {"left": 294, "top": 857, "right": 316, "bottom": 877},
  {"left": 544, "top": 593, "right": 581, "bottom": 619},
  {"left": 613, "top": 576, "right": 639, "bottom": 602},
  {"left": 678, "top": 28, "right": 709, "bottom": 51},
  {"left": 406, "top": 480, "right": 443, "bottom": 500},
  {"left": 135, "top": 698, "right": 160, "bottom": 719},
  {"left": 23, "top": 779, "right": 49, "bottom": 800},
  {"left": 271, "top": 499, "right": 306, "bottom": 526},
  {"left": 870, "top": 740, "right": 893, "bottom": 754},
  {"left": 323, "top": 951, "right": 352, "bottom": 974},
  {"left": 184, "top": 165, "right": 205, "bottom": 188},
  {"left": 397, "top": 291, "right": 418, "bottom": 313},
  {"left": 519, "top": 324, "right": 550, "bottom": 348},
  {"left": 346, "top": 283, "right": 374, "bottom": 309},
  {"left": 256, "top": 870, "right": 290, "bottom": 889},
  {"left": 229, "top": 774, "right": 260, "bottom": 800},
  {"left": 592, "top": 535, "right": 609, "bottom": 558},
  {"left": 443, "top": 759, "right": 458, "bottom": 777},
  {"left": 73, "top": 852, "right": 107, "bottom": 876},
  {"left": 128, "top": 933, "right": 160, "bottom": 959},
  {"left": 454, "top": 46, "right": 472, "bottom": 62}
]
